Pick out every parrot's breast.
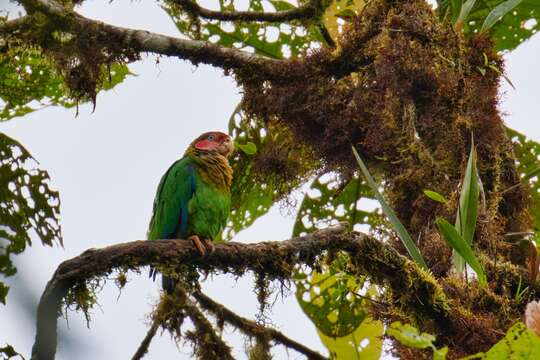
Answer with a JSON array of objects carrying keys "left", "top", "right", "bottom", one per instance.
[{"left": 183, "top": 170, "right": 231, "bottom": 241}]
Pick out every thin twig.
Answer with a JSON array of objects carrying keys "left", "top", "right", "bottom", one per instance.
[
  {"left": 193, "top": 291, "right": 328, "bottom": 360},
  {"left": 171, "top": 0, "right": 322, "bottom": 22},
  {"left": 176, "top": 287, "right": 235, "bottom": 360},
  {"left": 131, "top": 318, "right": 160, "bottom": 360}
]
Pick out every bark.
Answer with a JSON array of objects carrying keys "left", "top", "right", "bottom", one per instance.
[{"left": 30, "top": 225, "right": 446, "bottom": 360}]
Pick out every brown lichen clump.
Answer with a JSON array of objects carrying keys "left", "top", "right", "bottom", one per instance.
[{"left": 238, "top": 0, "right": 529, "bottom": 269}]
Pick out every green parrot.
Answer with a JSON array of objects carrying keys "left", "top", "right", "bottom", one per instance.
[{"left": 148, "top": 131, "right": 234, "bottom": 293}]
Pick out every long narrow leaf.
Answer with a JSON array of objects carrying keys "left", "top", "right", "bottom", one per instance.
[
  {"left": 453, "top": 141, "right": 480, "bottom": 272},
  {"left": 352, "top": 146, "right": 428, "bottom": 270},
  {"left": 455, "top": 0, "right": 477, "bottom": 31},
  {"left": 436, "top": 218, "right": 487, "bottom": 286},
  {"left": 480, "top": 0, "right": 524, "bottom": 33}
]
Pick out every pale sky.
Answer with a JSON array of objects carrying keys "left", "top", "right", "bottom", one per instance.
[{"left": 0, "top": 0, "right": 538, "bottom": 359}]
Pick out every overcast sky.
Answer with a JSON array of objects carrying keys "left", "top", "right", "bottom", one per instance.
[{"left": 0, "top": 0, "right": 539, "bottom": 359}]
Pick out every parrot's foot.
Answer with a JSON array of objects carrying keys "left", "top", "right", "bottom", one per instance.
[
  {"left": 202, "top": 239, "right": 215, "bottom": 254},
  {"left": 188, "top": 235, "right": 206, "bottom": 257}
]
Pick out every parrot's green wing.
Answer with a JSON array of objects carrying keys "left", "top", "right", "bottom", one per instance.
[{"left": 148, "top": 156, "right": 196, "bottom": 240}]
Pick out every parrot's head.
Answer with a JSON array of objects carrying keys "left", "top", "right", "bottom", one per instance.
[{"left": 190, "top": 131, "right": 234, "bottom": 157}]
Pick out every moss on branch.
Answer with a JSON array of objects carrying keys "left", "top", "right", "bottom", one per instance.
[{"left": 30, "top": 225, "right": 452, "bottom": 360}]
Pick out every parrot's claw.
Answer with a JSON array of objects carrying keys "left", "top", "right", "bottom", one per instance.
[
  {"left": 203, "top": 239, "right": 215, "bottom": 254},
  {"left": 188, "top": 235, "right": 206, "bottom": 257}
]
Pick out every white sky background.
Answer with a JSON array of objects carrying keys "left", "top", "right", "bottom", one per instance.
[{"left": 0, "top": 0, "right": 539, "bottom": 359}]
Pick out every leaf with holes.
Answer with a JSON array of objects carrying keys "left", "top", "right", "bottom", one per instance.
[
  {"left": 507, "top": 128, "right": 540, "bottom": 232},
  {"left": 0, "top": 133, "right": 62, "bottom": 285},
  {"left": 323, "top": 0, "right": 366, "bottom": 42},
  {"left": 319, "top": 315, "right": 384, "bottom": 360},
  {"left": 224, "top": 105, "right": 313, "bottom": 240},
  {"left": 387, "top": 322, "right": 437, "bottom": 349},
  {"left": 463, "top": 322, "right": 540, "bottom": 359},
  {"left": 387, "top": 322, "right": 448, "bottom": 359},
  {"left": 292, "top": 173, "right": 381, "bottom": 237},
  {"left": 165, "top": 0, "right": 320, "bottom": 59},
  {"left": 480, "top": 0, "right": 524, "bottom": 32},
  {"left": 464, "top": 0, "right": 540, "bottom": 51},
  {"left": 295, "top": 255, "right": 369, "bottom": 337}
]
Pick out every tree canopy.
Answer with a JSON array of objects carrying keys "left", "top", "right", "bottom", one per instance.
[{"left": 1, "top": 0, "right": 540, "bottom": 359}]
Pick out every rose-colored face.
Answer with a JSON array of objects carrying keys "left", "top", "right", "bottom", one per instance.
[{"left": 193, "top": 131, "right": 234, "bottom": 157}]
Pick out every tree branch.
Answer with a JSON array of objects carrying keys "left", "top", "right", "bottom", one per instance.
[
  {"left": 193, "top": 290, "right": 328, "bottom": 360},
  {"left": 0, "top": 15, "right": 33, "bottom": 34},
  {"left": 131, "top": 318, "right": 160, "bottom": 360},
  {"left": 170, "top": 0, "right": 322, "bottom": 23},
  {"left": 175, "top": 286, "right": 235, "bottom": 360},
  {"left": 30, "top": 225, "right": 448, "bottom": 360},
  {"left": 16, "top": 0, "right": 283, "bottom": 75}
]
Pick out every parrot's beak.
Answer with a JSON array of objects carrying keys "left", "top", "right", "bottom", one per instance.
[{"left": 218, "top": 136, "right": 234, "bottom": 158}]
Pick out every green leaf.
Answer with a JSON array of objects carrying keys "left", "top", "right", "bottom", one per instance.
[
  {"left": 323, "top": 0, "right": 366, "bottom": 41},
  {"left": 292, "top": 174, "right": 381, "bottom": 237},
  {"left": 463, "top": 0, "right": 540, "bottom": 52},
  {"left": 434, "top": 347, "right": 449, "bottom": 360},
  {"left": 165, "top": 0, "right": 320, "bottom": 59},
  {"left": 235, "top": 141, "right": 257, "bottom": 155},
  {"left": 352, "top": 146, "right": 428, "bottom": 270},
  {"left": 319, "top": 316, "right": 383, "bottom": 360},
  {"left": 387, "top": 322, "right": 436, "bottom": 349},
  {"left": 296, "top": 256, "right": 367, "bottom": 337},
  {"left": 225, "top": 105, "right": 313, "bottom": 240},
  {"left": 463, "top": 322, "right": 540, "bottom": 359},
  {"left": 0, "top": 41, "right": 131, "bottom": 121},
  {"left": 387, "top": 322, "right": 448, "bottom": 359},
  {"left": 436, "top": 218, "right": 487, "bottom": 286},
  {"left": 423, "top": 190, "right": 449, "bottom": 204},
  {"left": 0, "top": 133, "right": 62, "bottom": 282},
  {"left": 456, "top": 0, "right": 479, "bottom": 28},
  {"left": 0, "top": 283, "right": 8, "bottom": 305},
  {"left": 480, "top": 0, "right": 524, "bottom": 32},
  {"left": 506, "top": 128, "right": 540, "bottom": 232},
  {"left": 523, "top": 166, "right": 540, "bottom": 182},
  {"left": 438, "top": 0, "right": 465, "bottom": 23},
  {"left": 453, "top": 140, "right": 480, "bottom": 273}
]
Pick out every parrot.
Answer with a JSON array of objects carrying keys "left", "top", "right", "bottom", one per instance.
[{"left": 147, "top": 131, "right": 234, "bottom": 293}]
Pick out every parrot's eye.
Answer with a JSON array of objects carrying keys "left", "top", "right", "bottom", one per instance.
[{"left": 207, "top": 135, "right": 215, "bottom": 141}]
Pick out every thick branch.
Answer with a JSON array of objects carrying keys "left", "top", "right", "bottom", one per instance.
[
  {"left": 31, "top": 225, "right": 448, "bottom": 360},
  {"left": 193, "top": 290, "right": 328, "bottom": 360},
  {"left": 172, "top": 0, "right": 321, "bottom": 22},
  {"left": 17, "top": 0, "right": 283, "bottom": 74},
  {"left": 0, "top": 16, "right": 33, "bottom": 33}
]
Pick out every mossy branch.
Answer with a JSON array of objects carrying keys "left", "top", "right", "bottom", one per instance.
[
  {"left": 170, "top": 0, "right": 324, "bottom": 22},
  {"left": 130, "top": 318, "right": 160, "bottom": 360},
  {"left": 15, "top": 0, "right": 283, "bottom": 75},
  {"left": 175, "top": 286, "right": 235, "bottom": 360},
  {"left": 30, "top": 225, "right": 451, "bottom": 360},
  {"left": 192, "top": 290, "right": 328, "bottom": 360}
]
